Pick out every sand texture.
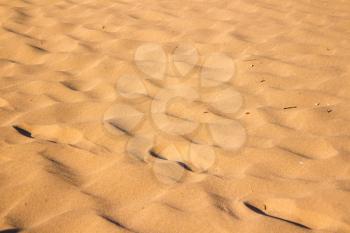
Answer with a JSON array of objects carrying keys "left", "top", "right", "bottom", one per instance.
[{"left": 1, "top": 0, "right": 350, "bottom": 232}]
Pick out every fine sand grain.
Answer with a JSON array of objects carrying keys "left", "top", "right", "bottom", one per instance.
[{"left": 1, "top": 0, "right": 350, "bottom": 233}]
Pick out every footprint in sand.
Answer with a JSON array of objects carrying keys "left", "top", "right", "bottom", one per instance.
[{"left": 103, "top": 43, "right": 247, "bottom": 184}]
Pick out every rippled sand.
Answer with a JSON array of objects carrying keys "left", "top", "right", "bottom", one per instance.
[{"left": 1, "top": 0, "right": 350, "bottom": 232}]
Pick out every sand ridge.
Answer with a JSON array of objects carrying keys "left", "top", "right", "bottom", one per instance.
[{"left": 1, "top": 0, "right": 350, "bottom": 232}]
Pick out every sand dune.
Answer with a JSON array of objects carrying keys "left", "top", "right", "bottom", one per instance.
[{"left": 1, "top": 0, "right": 350, "bottom": 232}]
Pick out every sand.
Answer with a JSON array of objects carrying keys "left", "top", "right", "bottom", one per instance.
[{"left": 1, "top": 0, "right": 350, "bottom": 232}]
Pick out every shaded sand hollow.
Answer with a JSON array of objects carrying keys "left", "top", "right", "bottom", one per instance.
[{"left": 1, "top": 0, "right": 350, "bottom": 232}]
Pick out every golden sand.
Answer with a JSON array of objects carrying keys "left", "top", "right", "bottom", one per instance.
[{"left": 1, "top": 0, "right": 350, "bottom": 232}]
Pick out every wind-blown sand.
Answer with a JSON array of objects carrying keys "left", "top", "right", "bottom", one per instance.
[{"left": 1, "top": 0, "right": 350, "bottom": 232}]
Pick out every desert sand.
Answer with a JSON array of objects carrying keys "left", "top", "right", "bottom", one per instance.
[{"left": 1, "top": 0, "right": 350, "bottom": 232}]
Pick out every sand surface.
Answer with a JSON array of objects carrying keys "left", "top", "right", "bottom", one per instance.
[{"left": 1, "top": 0, "right": 350, "bottom": 232}]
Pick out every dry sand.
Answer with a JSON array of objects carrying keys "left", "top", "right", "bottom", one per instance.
[{"left": 1, "top": 0, "right": 350, "bottom": 232}]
